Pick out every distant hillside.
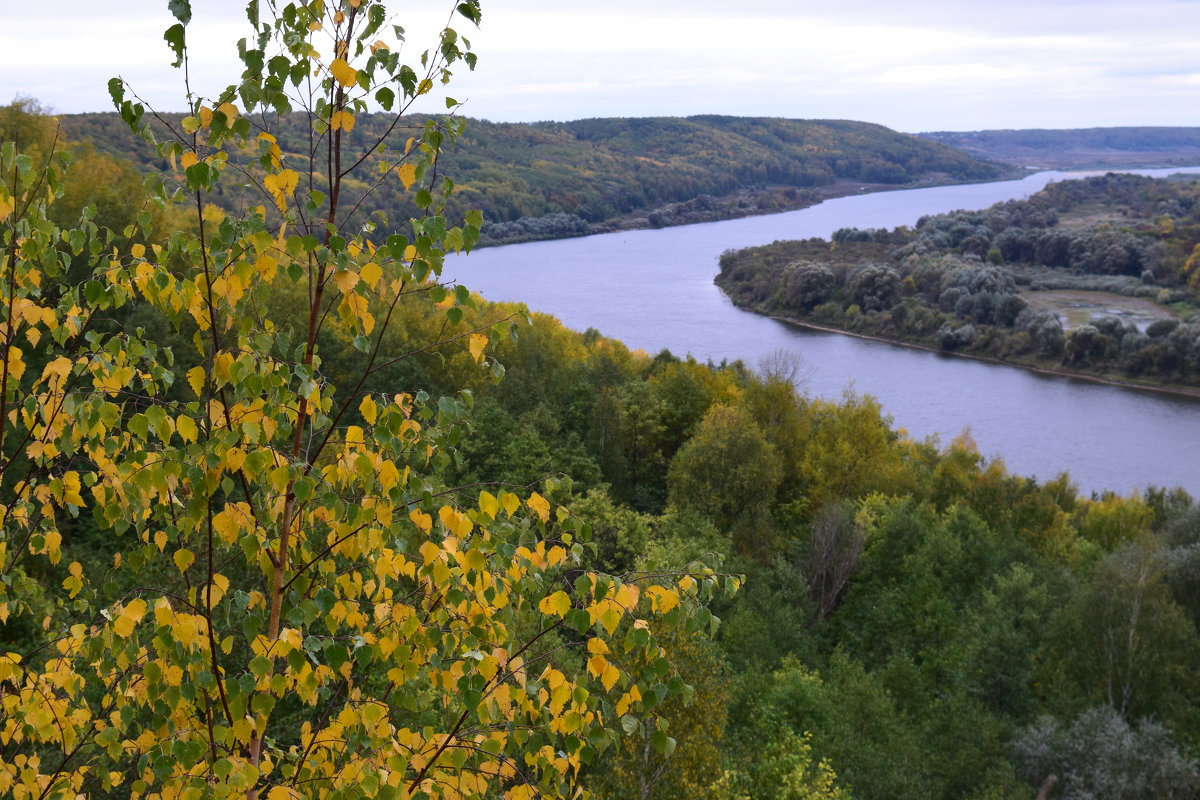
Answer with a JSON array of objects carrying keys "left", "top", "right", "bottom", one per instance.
[
  {"left": 917, "top": 127, "right": 1200, "bottom": 170},
  {"left": 61, "top": 112, "right": 1004, "bottom": 244}
]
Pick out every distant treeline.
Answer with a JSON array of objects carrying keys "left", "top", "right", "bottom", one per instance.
[
  {"left": 718, "top": 172, "right": 1200, "bottom": 387},
  {"left": 917, "top": 127, "right": 1200, "bottom": 168},
  {"left": 61, "top": 112, "right": 1003, "bottom": 245}
]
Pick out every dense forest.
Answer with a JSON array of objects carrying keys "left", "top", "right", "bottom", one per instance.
[
  {"left": 718, "top": 172, "right": 1200, "bottom": 390},
  {"left": 6, "top": 95, "right": 1200, "bottom": 800},
  {"left": 5, "top": 1, "right": 1200, "bottom": 796},
  {"left": 917, "top": 127, "right": 1200, "bottom": 169},
  {"left": 60, "top": 111, "right": 1004, "bottom": 245}
]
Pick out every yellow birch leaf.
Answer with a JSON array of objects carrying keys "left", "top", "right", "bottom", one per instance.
[
  {"left": 478, "top": 491, "right": 499, "bottom": 519},
  {"left": 501, "top": 492, "right": 520, "bottom": 517},
  {"left": 113, "top": 599, "right": 147, "bottom": 638},
  {"left": 360, "top": 261, "right": 382, "bottom": 289},
  {"left": 359, "top": 395, "right": 378, "bottom": 425},
  {"left": 263, "top": 169, "right": 299, "bottom": 211},
  {"left": 410, "top": 509, "right": 432, "bottom": 534},
  {"left": 333, "top": 269, "right": 359, "bottom": 294},
  {"left": 538, "top": 590, "right": 571, "bottom": 618},
  {"left": 587, "top": 654, "right": 606, "bottom": 678},
  {"left": 396, "top": 163, "right": 417, "bottom": 190},
  {"left": 187, "top": 366, "right": 206, "bottom": 397},
  {"left": 378, "top": 460, "right": 400, "bottom": 491},
  {"left": 330, "top": 58, "right": 358, "bottom": 88},
  {"left": 616, "top": 583, "right": 640, "bottom": 610},
  {"left": 419, "top": 540, "right": 440, "bottom": 566},
  {"left": 527, "top": 492, "right": 550, "bottom": 523},
  {"left": 198, "top": 105, "right": 213, "bottom": 129},
  {"left": 217, "top": 101, "right": 239, "bottom": 121},
  {"left": 646, "top": 585, "right": 680, "bottom": 614},
  {"left": 600, "top": 662, "right": 620, "bottom": 691},
  {"left": 468, "top": 333, "right": 487, "bottom": 363},
  {"left": 439, "top": 505, "right": 472, "bottom": 536},
  {"left": 174, "top": 549, "right": 195, "bottom": 572},
  {"left": 176, "top": 415, "right": 198, "bottom": 443},
  {"left": 181, "top": 151, "right": 199, "bottom": 170},
  {"left": 598, "top": 605, "right": 622, "bottom": 635},
  {"left": 586, "top": 637, "right": 609, "bottom": 655}
]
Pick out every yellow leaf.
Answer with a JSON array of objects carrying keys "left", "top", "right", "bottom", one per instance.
[
  {"left": 217, "top": 101, "right": 239, "bottom": 121},
  {"left": 439, "top": 505, "right": 472, "bottom": 537},
  {"left": 478, "top": 491, "right": 499, "bottom": 519},
  {"left": 198, "top": 105, "right": 213, "bottom": 129},
  {"left": 378, "top": 460, "right": 400, "bottom": 491},
  {"left": 409, "top": 509, "right": 432, "bottom": 534},
  {"left": 598, "top": 605, "right": 622, "bottom": 635},
  {"left": 330, "top": 109, "right": 356, "bottom": 131},
  {"left": 645, "top": 585, "right": 680, "bottom": 615},
  {"left": 360, "top": 261, "right": 382, "bottom": 289},
  {"left": 176, "top": 415, "right": 198, "bottom": 443},
  {"left": 187, "top": 366, "right": 206, "bottom": 398},
  {"left": 468, "top": 333, "right": 487, "bottom": 364},
  {"left": 586, "top": 637, "right": 609, "bottom": 655},
  {"left": 181, "top": 151, "right": 199, "bottom": 170},
  {"left": 527, "top": 492, "right": 550, "bottom": 523},
  {"left": 396, "top": 162, "right": 417, "bottom": 190},
  {"left": 587, "top": 653, "right": 607, "bottom": 678},
  {"left": 601, "top": 662, "right": 620, "bottom": 691},
  {"left": 501, "top": 492, "right": 520, "bottom": 517},
  {"left": 616, "top": 583, "right": 640, "bottom": 610},
  {"left": 154, "top": 530, "right": 168, "bottom": 551},
  {"left": 538, "top": 590, "right": 571, "bottom": 618},
  {"left": 333, "top": 269, "right": 359, "bottom": 294},
  {"left": 417, "top": 78, "right": 433, "bottom": 95},
  {"left": 359, "top": 395, "right": 378, "bottom": 425},
  {"left": 263, "top": 169, "right": 299, "bottom": 211},
  {"left": 330, "top": 58, "right": 358, "bottom": 88},
  {"left": 113, "top": 599, "right": 147, "bottom": 638},
  {"left": 174, "top": 549, "right": 194, "bottom": 572},
  {"left": 419, "top": 541, "right": 441, "bottom": 566}
]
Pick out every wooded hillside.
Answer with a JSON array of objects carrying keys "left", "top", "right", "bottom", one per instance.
[
  {"left": 60, "top": 111, "right": 1004, "bottom": 244},
  {"left": 918, "top": 127, "right": 1200, "bottom": 169}
]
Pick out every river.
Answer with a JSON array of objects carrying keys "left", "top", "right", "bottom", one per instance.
[{"left": 444, "top": 169, "right": 1200, "bottom": 497}]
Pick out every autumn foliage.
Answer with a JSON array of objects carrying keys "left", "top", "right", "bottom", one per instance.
[{"left": 0, "top": 2, "right": 728, "bottom": 799}]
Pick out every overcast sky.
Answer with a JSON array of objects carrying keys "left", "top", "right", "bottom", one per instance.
[{"left": 3, "top": 0, "right": 1199, "bottom": 132}]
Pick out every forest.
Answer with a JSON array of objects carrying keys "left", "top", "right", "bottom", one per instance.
[
  {"left": 718, "top": 172, "right": 1200, "bottom": 391},
  {"left": 917, "top": 127, "right": 1200, "bottom": 169},
  {"left": 4, "top": 2, "right": 1200, "bottom": 800},
  {"left": 60, "top": 110, "right": 1004, "bottom": 246}
]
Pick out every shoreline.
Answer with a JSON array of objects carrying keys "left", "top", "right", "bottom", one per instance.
[
  {"left": 768, "top": 314, "right": 1200, "bottom": 401},
  {"left": 478, "top": 171, "right": 1023, "bottom": 248}
]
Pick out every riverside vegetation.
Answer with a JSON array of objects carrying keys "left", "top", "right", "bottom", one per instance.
[
  {"left": 718, "top": 172, "right": 1200, "bottom": 391},
  {"left": 4, "top": 6, "right": 1200, "bottom": 800}
]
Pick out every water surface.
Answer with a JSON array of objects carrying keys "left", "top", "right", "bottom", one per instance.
[{"left": 445, "top": 169, "right": 1200, "bottom": 496}]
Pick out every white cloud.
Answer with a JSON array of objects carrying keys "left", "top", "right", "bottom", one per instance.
[{"left": 2, "top": 0, "right": 1199, "bottom": 130}]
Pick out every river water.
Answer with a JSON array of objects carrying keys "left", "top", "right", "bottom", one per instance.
[{"left": 444, "top": 169, "right": 1200, "bottom": 497}]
